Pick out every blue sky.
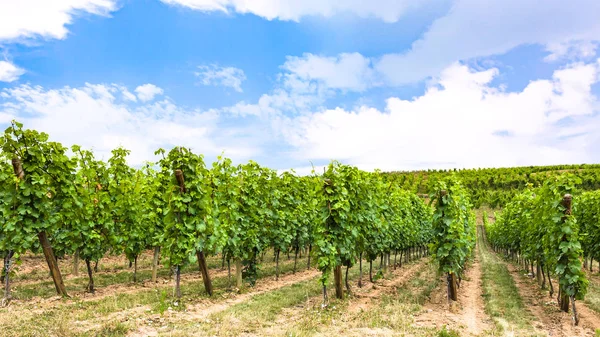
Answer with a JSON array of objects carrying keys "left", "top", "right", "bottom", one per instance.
[{"left": 1, "top": 0, "right": 599, "bottom": 172}]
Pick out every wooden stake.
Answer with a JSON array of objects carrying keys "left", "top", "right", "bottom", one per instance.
[{"left": 197, "top": 250, "right": 213, "bottom": 296}]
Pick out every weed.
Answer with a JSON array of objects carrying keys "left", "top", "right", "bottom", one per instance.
[{"left": 437, "top": 326, "right": 460, "bottom": 337}]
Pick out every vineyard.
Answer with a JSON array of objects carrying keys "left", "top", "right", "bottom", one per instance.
[{"left": 1, "top": 121, "right": 600, "bottom": 336}]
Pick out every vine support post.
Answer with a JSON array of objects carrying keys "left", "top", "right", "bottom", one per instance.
[
  {"left": 73, "top": 250, "right": 79, "bottom": 276},
  {"left": 133, "top": 255, "right": 138, "bottom": 282},
  {"left": 447, "top": 272, "right": 458, "bottom": 302},
  {"left": 2, "top": 250, "right": 15, "bottom": 305},
  {"left": 12, "top": 158, "right": 68, "bottom": 297},
  {"left": 151, "top": 247, "right": 160, "bottom": 283},
  {"left": 275, "top": 249, "right": 280, "bottom": 280},
  {"left": 536, "top": 261, "right": 542, "bottom": 287},
  {"left": 358, "top": 252, "right": 363, "bottom": 288},
  {"left": 306, "top": 244, "right": 311, "bottom": 270},
  {"left": 39, "top": 232, "right": 68, "bottom": 297},
  {"left": 333, "top": 265, "right": 344, "bottom": 299},
  {"left": 293, "top": 246, "right": 299, "bottom": 274},
  {"left": 175, "top": 265, "right": 181, "bottom": 298},
  {"left": 197, "top": 251, "right": 213, "bottom": 296},
  {"left": 235, "top": 258, "right": 243, "bottom": 289}
]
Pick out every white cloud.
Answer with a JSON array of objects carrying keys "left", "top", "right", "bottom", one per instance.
[
  {"left": 195, "top": 64, "right": 246, "bottom": 92},
  {"left": 0, "top": 61, "right": 25, "bottom": 82},
  {"left": 0, "top": 83, "right": 261, "bottom": 165},
  {"left": 374, "top": 0, "right": 600, "bottom": 85},
  {"left": 0, "top": 0, "right": 118, "bottom": 42},
  {"left": 282, "top": 53, "right": 377, "bottom": 92},
  {"left": 278, "top": 60, "right": 600, "bottom": 170},
  {"left": 159, "top": 0, "right": 424, "bottom": 22},
  {"left": 544, "top": 40, "right": 598, "bottom": 62},
  {"left": 135, "top": 84, "right": 164, "bottom": 102}
]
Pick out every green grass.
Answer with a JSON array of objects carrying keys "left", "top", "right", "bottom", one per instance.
[
  {"left": 478, "top": 238, "right": 534, "bottom": 334},
  {"left": 584, "top": 275, "right": 600, "bottom": 314},
  {"left": 437, "top": 326, "right": 461, "bottom": 337}
]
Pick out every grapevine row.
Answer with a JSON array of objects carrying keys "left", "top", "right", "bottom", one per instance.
[
  {"left": 0, "top": 122, "right": 448, "bottom": 304},
  {"left": 485, "top": 174, "right": 589, "bottom": 325}
]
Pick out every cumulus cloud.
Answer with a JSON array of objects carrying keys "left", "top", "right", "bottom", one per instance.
[
  {"left": 0, "top": 83, "right": 261, "bottom": 165},
  {"left": 159, "top": 0, "right": 425, "bottom": 22},
  {"left": 195, "top": 64, "right": 246, "bottom": 92},
  {"left": 374, "top": 0, "right": 600, "bottom": 85},
  {"left": 277, "top": 60, "right": 600, "bottom": 170},
  {"left": 282, "top": 53, "right": 378, "bottom": 92},
  {"left": 0, "top": 61, "right": 25, "bottom": 82},
  {"left": 135, "top": 84, "right": 164, "bottom": 102},
  {"left": 0, "top": 0, "right": 118, "bottom": 42}
]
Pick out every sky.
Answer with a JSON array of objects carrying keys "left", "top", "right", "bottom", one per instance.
[{"left": 0, "top": 0, "right": 599, "bottom": 173}]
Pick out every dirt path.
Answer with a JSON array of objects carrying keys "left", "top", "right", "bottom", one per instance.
[
  {"left": 505, "top": 261, "right": 600, "bottom": 336},
  {"left": 414, "top": 247, "right": 493, "bottom": 336},
  {"left": 456, "top": 250, "right": 493, "bottom": 335}
]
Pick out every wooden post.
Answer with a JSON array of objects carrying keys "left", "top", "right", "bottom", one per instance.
[
  {"left": 175, "top": 266, "right": 181, "bottom": 298},
  {"left": 73, "top": 250, "right": 79, "bottom": 276},
  {"left": 307, "top": 244, "right": 311, "bottom": 270},
  {"left": 197, "top": 251, "right": 213, "bottom": 296},
  {"left": 358, "top": 252, "right": 363, "bottom": 287},
  {"left": 235, "top": 258, "right": 243, "bottom": 289},
  {"left": 293, "top": 246, "right": 299, "bottom": 274},
  {"left": 2, "top": 251, "right": 14, "bottom": 304},
  {"left": 12, "top": 158, "right": 68, "bottom": 297},
  {"left": 559, "top": 289, "right": 570, "bottom": 312},
  {"left": 448, "top": 272, "right": 458, "bottom": 302},
  {"left": 334, "top": 265, "right": 344, "bottom": 299},
  {"left": 133, "top": 255, "right": 138, "bottom": 282},
  {"left": 38, "top": 232, "right": 68, "bottom": 296},
  {"left": 345, "top": 265, "right": 352, "bottom": 295},
  {"left": 275, "top": 249, "right": 280, "bottom": 280},
  {"left": 151, "top": 246, "right": 160, "bottom": 282}
]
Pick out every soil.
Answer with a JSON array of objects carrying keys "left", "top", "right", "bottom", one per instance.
[
  {"left": 505, "top": 262, "right": 600, "bottom": 337},
  {"left": 414, "top": 248, "right": 493, "bottom": 336}
]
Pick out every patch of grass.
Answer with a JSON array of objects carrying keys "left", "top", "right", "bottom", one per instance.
[
  {"left": 478, "top": 239, "right": 534, "bottom": 333},
  {"left": 437, "top": 326, "right": 460, "bottom": 337},
  {"left": 584, "top": 276, "right": 600, "bottom": 314},
  {"left": 94, "top": 322, "right": 130, "bottom": 337},
  {"left": 208, "top": 278, "right": 325, "bottom": 335}
]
